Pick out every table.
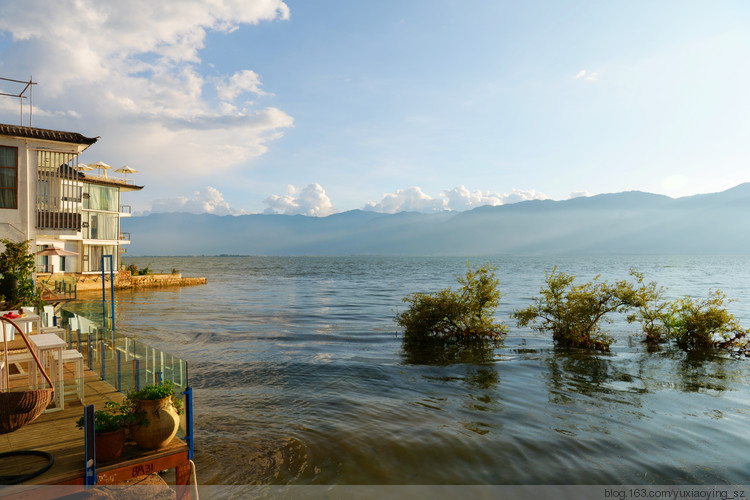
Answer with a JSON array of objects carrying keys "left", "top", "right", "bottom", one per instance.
[
  {"left": 0, "top": 312, "right": 41, "bottom": 341},
  {"left": 29, "top": 333, "right": 66, "bottom": 412}
]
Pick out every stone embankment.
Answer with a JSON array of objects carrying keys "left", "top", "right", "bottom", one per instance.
[{"left": 76, "top": 271, "right": 206, "bottom": 292}]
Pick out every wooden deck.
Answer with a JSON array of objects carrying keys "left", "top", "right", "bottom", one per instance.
[{"left": 0, "top": 362, "right": 191, "bottom": 498}]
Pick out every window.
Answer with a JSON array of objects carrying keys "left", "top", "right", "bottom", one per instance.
[
  {"left": 0, "top": 146, "right": 18, "bottom": 209},
  {"left": 84, "top": 185, "right": 119, "bottom": 211},
  {"left": 84, "top": 245, "right": 116, "bottom": 272},
  {"left": 83, "top": 212, "right": 119, "bottom": 240}
]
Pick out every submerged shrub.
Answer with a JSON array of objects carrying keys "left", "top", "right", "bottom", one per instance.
[
  {"left": 395, "top": 262, "right": 507, "bottom": 340},
  {"left": 512, "top": 267, "right": 640, "bottom": 351},
  {"left": 668, "top": 291, "right": 748, "bottom": 352},
  {"left": 626, "top": 270, "right": 675, "bottom": 344}
]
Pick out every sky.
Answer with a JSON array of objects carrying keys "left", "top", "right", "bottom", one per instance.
[{"left": 0, "top": 0, "right": 749, "bottom": 216}]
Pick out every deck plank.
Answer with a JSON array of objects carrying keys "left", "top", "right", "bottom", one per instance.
[{"left": 0, "top": 366, "right": 189, "bottom": 487}]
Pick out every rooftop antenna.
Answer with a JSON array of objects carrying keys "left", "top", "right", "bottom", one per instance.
[{"left": 0, "top": 76, "right": 36, "bottom": 127}]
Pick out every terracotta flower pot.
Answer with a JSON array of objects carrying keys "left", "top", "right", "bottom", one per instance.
[
  {"left": 96, "top": 428, "right": 125, "bottom": 463},
  {"left": 130, "top": 397, "right": 180, "bottom": 450}
]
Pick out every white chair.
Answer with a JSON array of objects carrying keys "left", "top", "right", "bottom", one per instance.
[
  {"left": 42, "top": 306, "right": 55, "bottom": 327},
  {"left": 40, "top": 305, "right": 65, "bottom": 339},
  {"left": 51, "top": 349, "right": 84, "bottom": 404}
]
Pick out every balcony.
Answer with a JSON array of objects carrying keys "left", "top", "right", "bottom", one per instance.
[{"left": 37, "top": 210, "right": 82, "bottom": 231}]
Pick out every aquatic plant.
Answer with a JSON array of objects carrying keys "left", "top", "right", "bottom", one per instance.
[
  {"left": 626, "top": 270, "right": 674, "bottom": 344},
  {"left": 512, "top": 267, "right": 640, "bottom": 351},
  {"left": 395, "top": 262, "right": 507, "bottom": 340},
  {"left": 667, "top": 291, "right": 748, "bottom": 352}
]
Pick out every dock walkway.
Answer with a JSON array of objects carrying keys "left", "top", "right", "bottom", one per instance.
[{"left": 0, "top": 364, "right": 191, "bottom": 498}]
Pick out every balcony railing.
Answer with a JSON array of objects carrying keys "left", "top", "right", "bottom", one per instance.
[
  {"left": 59, "top": 310, "right": 189, "bottom": 396},
  {"left": 119, "top": 205, "right": 131, "bottom": 214},
  {"left": 119, "top": 232, "right": 130, "bottom": 242},
  {"left": 37, "top": 210, "right": 82, "bottom": 230}
]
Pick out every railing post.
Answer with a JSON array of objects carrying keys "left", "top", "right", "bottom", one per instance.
[
  {"left": 117, "top": 349, "right": 122, "bottom": 392},
  {"left": 84, "top": 404, "right": 97, "bottom": 487},
  {"left": 183, "top": 387, "right": 194, "bottom": 460},
  {"left": 101, "top": 340, "right": 106, "bottom": 381},
  {"left": 134, "top": 359, "right": 140, "bottom": 392},
  {"left": 88, "top": 334, "right": 93, "bottom": 369}
]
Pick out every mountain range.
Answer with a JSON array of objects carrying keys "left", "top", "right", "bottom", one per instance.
[{"left": 122, "top": 183, "right": 750, "bottom": 256}]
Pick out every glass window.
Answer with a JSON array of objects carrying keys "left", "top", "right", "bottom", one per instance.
[
  {"left": 84, "top": 245, "right": 117, "bottom": 272},
  {"left": 0, "top": 146, "right": 18, "bottom": 209},
  {"left": 84, "top": 212, "right": 119, "bottom": 240},
  {"left": 84, "top": 185, "right": 119, "bottom": 211}
]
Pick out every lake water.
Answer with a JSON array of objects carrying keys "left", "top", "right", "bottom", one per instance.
[{"left": 68, "top": 255, "right": 750, "bottom": 485}]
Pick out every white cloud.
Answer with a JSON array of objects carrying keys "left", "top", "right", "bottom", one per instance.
[
  {"left": 149, "top": 186, "right": 243, "bottom": 215},
  {"left": 0, "top": 0, "right": 293, "bottom": 181},
  {"left": 363, "top": 186, "right": 445, "bottom": 213},
  {"left": 443, "top": 186, "right": 546, "bottom": 211},
  {"left": 575, "top": 69, "right": 598, "bottom": 81},
  {"left": 364, "top": 186, "right": 548, "bottom": 214},
  {"left": 216, "top": 70, "right": 268, "bottom": 102},
  {"left": 263, "top": 184, "right": 337, "bottom": 216},
  {"left": 568, "top": 190, "right": 591, "bottom": 199}
]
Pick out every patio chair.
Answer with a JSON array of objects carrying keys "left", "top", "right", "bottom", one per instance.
[{"left": 51, "top": 349, "right": 84, "bottom": 405}]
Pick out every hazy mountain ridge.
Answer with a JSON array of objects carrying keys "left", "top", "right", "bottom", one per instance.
[{"left": 123, "top": 184, "right": 750, "bottom": 256}]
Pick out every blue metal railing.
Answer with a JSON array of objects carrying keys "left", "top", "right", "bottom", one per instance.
[{"left": 68, "top": 309, "right": 192, "bottom": 485}]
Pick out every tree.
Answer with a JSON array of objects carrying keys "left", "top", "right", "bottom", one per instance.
[
  {"left": 626, "top": 270, "right": 674, "bottom": 344},
  {"left": 667, "top": 290, "right": 748, "bottom": 351},
  {"left": 512, "top": 267, "right": 639, "bottom": 351},
  {"left": 0, "top": 239, "right": 37, "bottom": 307},
  {"left": 395, "top": 262, "right": 507, "bottom": 340}
]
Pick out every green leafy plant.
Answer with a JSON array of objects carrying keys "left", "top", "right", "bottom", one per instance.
[
  {"left": 667, "top": 290, "right": 748, "bottom": 351},
  {"left": 126, "top": 263, "right": 152, "bottom": 276},
  {"left": 75, "top": 401, "right": 137, "bottom": 434},
  {"left": 126, "top": 381, "right": 184, "bottom": 426},
  {"left": 626, "top": 270, "right": 675, "bottom": 344},
  {"left": 0, "top": 239, "right": 38, "bottom": 308},
  {"left": 512, "top": 267, "right": 640, "bottom": 351},
  {"left": 395, "top": 262, "right": 507, "bottom": 340}
]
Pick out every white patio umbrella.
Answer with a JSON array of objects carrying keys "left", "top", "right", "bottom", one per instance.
[
  {"left": 89, "top": 161, "right": 111, "bottom": 177},
  {"left": 76, "top": 163, "right": 94, "bottom": 172},
  {"left": 35, "top": 246, "right": 79, "bottom": 257},
  {"left": 114, "top": 165, "right": 138, "bottom": 181}
]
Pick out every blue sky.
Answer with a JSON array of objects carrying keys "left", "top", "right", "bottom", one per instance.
[{"left": 0, "top": 1, "right": 748, "bottom": 215}]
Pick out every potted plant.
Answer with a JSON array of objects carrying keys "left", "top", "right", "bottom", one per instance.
[
  {"left": 75, "top": 401, "right": 136, "bottom": 463},
  {"left": 127, "top": 380, "right": 183, "bottom": 450}
]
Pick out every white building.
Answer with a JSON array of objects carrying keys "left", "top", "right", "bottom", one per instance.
[{"left": 0, "top": 123, "right": 142, "bottom": 280}]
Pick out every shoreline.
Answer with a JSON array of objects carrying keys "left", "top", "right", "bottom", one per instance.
[{"left": 40, "top": 271, "right": 207, "bottom": 294}]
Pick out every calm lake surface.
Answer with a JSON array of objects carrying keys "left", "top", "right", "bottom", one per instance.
[{"left": 69, "top": 255, "right": 750, "bottom": 485}]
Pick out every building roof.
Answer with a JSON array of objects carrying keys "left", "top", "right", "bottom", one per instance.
[
  {"left": 0, "top": 123, "right": 98, "bottom": 145},
  {"left": 81, "top": 173, "right": 144, "bottom": 191}
]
